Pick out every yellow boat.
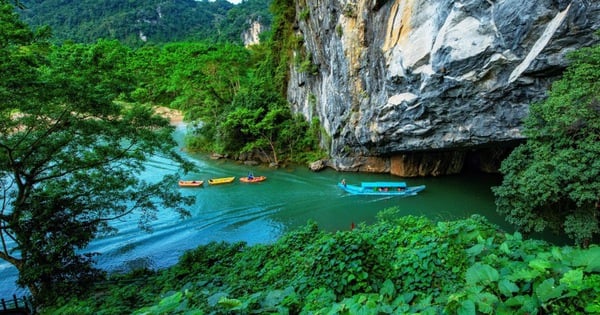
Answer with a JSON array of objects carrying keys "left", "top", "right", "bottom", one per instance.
[
  {"left": 178, "top": 180, "right": 204, "bottom": 187},
  {"left": 208, "top": 176, "right": 235, "bottom": 185}
]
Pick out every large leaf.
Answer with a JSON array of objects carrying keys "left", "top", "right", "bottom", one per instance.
[
  {"left": 498, "top": 279, "right": 519, "bottom": 297},
  {"left": 466, "top": 243, "right": 485, "bottom": 257},
  {"left": 470, "top": 291, "right": 499, "bottom": 314},
  {"left": 508, "top": 267, "right": 541, "bottom": 282},
  {"left": 569, "top": 247, "right": 600, "bottom": 272},
  {"left": 528, "top": 258, "right": 552, "bottom": 272},
  {"left": 466, "top": 263, "right": 499, "bottom": 286},
  {"left": 504, "top": 295, "right": 540, "bottom": 313},
  {"left": 380, "top": 279, "right": 396, "bottom": 299},
  {"left": 458, "top": 300, "right": 476, "bottom": 315},
  {"left": 560, "top": 269, "right": 584, "bottom": 292},
  {"left": 535, "top": 278, "right": 564, "bottom": 303}
]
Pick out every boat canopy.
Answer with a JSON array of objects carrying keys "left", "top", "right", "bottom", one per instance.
[{"left": 361, "top": 182, "right": 407, "bottom": 189}]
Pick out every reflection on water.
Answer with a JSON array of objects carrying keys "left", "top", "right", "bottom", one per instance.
[{"left": 0, "top": 124, "right": 524, "bottom": 297}]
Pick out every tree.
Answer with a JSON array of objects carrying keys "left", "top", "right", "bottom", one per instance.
[
  {"left": 0, "top": 2, "right": 195, "bottom": 304},
  {"left": 493, "top": 44, "right": 600, "bottom": 246}
]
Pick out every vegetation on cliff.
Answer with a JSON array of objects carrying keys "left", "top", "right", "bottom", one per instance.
[
  {"left": 493, "top": 43, "right": 600, "bottom": 247},
  {"left": 18, "top": 0, "right": 272, "bottom": 46},
  {"left": 122, "top": 0, "right": 324, "bottom": 164},
  {"left": 44, "top": 210, "right": 600, "bottom": 314}
]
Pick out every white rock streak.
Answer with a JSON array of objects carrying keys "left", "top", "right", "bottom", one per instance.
[{"left": 508, "top": 2, "right": 572, "bottom": 83}]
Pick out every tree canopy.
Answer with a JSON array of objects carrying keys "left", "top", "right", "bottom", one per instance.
[
  {"left": 18, "top": 0, "right": 272, "bottom": 46},
  {"left": 0, "top": 0, "right": 195, "bottom": 304},
  {"left": 493, "top": 44, "right": 600, "bottom": 246}
]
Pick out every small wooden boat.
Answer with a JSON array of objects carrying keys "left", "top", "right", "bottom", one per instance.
[
  {"left": 208, "top": 176, "right": 235, "bottom": 185},
  {"left": 338, "top": 181, "right": 425, "bottom": 196},
  {"left": 178, "top": 180, "right": 204, "bottom": 187},
  {"left": 239, "top": 175, "right": 267, "bottom": 183}
]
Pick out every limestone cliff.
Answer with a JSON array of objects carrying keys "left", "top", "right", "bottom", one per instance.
[
  {"left": 288, "top": 0, "right": 600, "bottom": 176},
  {"left": 242, "top": 19, "right": 267, "bottom": 47}
]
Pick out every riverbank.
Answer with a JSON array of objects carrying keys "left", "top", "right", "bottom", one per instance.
[
  {"left": 42, "top": 214, "right": 597, "bottom": 314},
  {"left": 154, "top": 106, "right": 184, "bottom": 126}
]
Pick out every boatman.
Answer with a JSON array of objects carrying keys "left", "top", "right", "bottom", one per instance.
[{"left": 341, "top": 179, "right": 347, "bottom": 187}]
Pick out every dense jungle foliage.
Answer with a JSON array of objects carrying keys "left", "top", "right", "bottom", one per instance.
[
  {"left": 1, "top": 0, "right": 319, "bottom": 305},
  {"left": 44, "top": 210, "right": 600, "bottom": 314},
  {"left": 2, "top": 0, "right": 600, "bottom": 311},
  {"left": 18, "top": 0, "right": 272, "bottom": 46}
]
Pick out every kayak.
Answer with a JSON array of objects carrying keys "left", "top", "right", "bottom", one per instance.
[
  {"left": 208, "top": 176, "right": 236, "bottom": 185},
  {"left": 239, "top": 176, "right": 267, "bottom": 183},
  {"left": 178, "top": 180, "right": 204, "bottom": 187}
]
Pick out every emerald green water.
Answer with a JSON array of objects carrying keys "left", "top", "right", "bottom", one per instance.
[{"left": 0, "top": 124, "right": 513, "bottom": 296}]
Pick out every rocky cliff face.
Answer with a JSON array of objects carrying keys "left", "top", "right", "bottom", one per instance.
[
  {"left": 289, "top": 0, "right": 600, "bottom": 176},
  {"left": 242, "top": 19, "right": 266, "bottom": 47}
]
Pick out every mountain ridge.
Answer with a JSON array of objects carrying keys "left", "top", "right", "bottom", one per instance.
[{"left": 18, "top": 0, "right": 271, "bottom": 46}]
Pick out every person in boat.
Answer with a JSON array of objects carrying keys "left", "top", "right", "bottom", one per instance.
[
  {"left": 341, "top": 179, "right": 347, "bottom": 187},
  {"left": 248, "top": 172, "right": 254, "bottom": 180}
]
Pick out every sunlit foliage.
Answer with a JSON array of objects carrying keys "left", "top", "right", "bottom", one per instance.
[{"left": 44, "top": 210, "right": 600, "bottom": 314}]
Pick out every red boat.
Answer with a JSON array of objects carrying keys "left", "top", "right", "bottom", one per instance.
[{"left": 239, "top": 176, "right": 267, "bottom": 183}]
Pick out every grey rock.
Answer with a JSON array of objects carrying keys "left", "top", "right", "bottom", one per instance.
[
  {"left": 288, "top": 0, "right": 600, "bottom": 174},
  {"left": 309, "top": 159, "right": 328, "bottom": 171}
]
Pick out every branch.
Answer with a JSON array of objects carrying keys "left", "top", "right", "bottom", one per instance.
[{"left": 0, "top": 220, "right": 20, "bottom": 268}]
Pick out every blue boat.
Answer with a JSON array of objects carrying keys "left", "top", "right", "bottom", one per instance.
[{"left": 338, "top": 180, "right": 425, "bottom": 196}]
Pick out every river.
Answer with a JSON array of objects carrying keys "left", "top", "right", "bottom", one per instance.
[{"left": 1, "top": 124, "right": 513, "bottom": 297}]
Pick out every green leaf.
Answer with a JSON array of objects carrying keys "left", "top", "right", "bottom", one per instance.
[
  {"left": 207, "top": 292, "right": 228, "bottom": 307},
  {"left": 560, "top": 269, "right": 584, "bottom": 291},
  {"left": 569, "top": 247, "right": 600, "bottom": 272},
  {"left": 535, "top": 278, "right": 564, "bottom": 303},
  {"left": 550, "top": 246, "right": 563, "bottom": 260},
  {"left": 218, "top": 297, "right": 243, "bottom": 309},
  {"left": 499, "top": 242, "right": 511, "bottom": 255},
  {"left": 264, "top": 289, "right": 285, "bottom": 308},
  {"left": 528, "top": 258, "right": 552, "bottom": 272},
  {"left": 347, "top": 273, "right": 356, "bottom": 282},
  {"left": 585, "top": 301, "right": 600, "bottom": 313},
  {"left": 466, "top": 263, "right": 499, "bottom": 286},
  {"left": 380, "top": 279, "right": 395, "bottom": 298},
  {"left": 498, "top": 279, "right": 519, "bottom": 297},
  {"left": 458, "top": 300, "right": 476, "bottom": 315},
  {"left": 504, "top": 295, "right": 539, "bottom": 313},
  {"left": 158, "top": 292, "right": 182, "bottom": 309},
  {"left": 466, "top": 243, "right": 485, "bottom": 257},
  {"left": 509, "top": 268, "right": 541, "bottom": 282},
  {"left": 472, "top": 292, "right": 498, "bottom": 314}
]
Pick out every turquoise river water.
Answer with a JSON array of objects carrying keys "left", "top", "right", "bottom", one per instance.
[{"left": 0, "top": 124, "right": 530, "bottom": 297}]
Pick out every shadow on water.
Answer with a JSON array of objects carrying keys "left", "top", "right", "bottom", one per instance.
[{"left": 0, "top": 125, "right": 570, "bottom": 296}]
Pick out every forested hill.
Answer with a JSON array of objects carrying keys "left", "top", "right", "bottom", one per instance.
[{"left": 18, "top": 0, "right": 271, "bottom": 46}]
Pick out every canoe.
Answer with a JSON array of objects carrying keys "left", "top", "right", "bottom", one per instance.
[
  {"left": 239, "top": 176, "right": 267, "bottom": 183},
  {"left": 208, "top": 176, "right": 235, "bottom": 185},
  {"left": 178, "top": 180, "right": 204, "bottom": 187},
  {"left": 338, "top": 181, "right": 425, "bottom": 196}
]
